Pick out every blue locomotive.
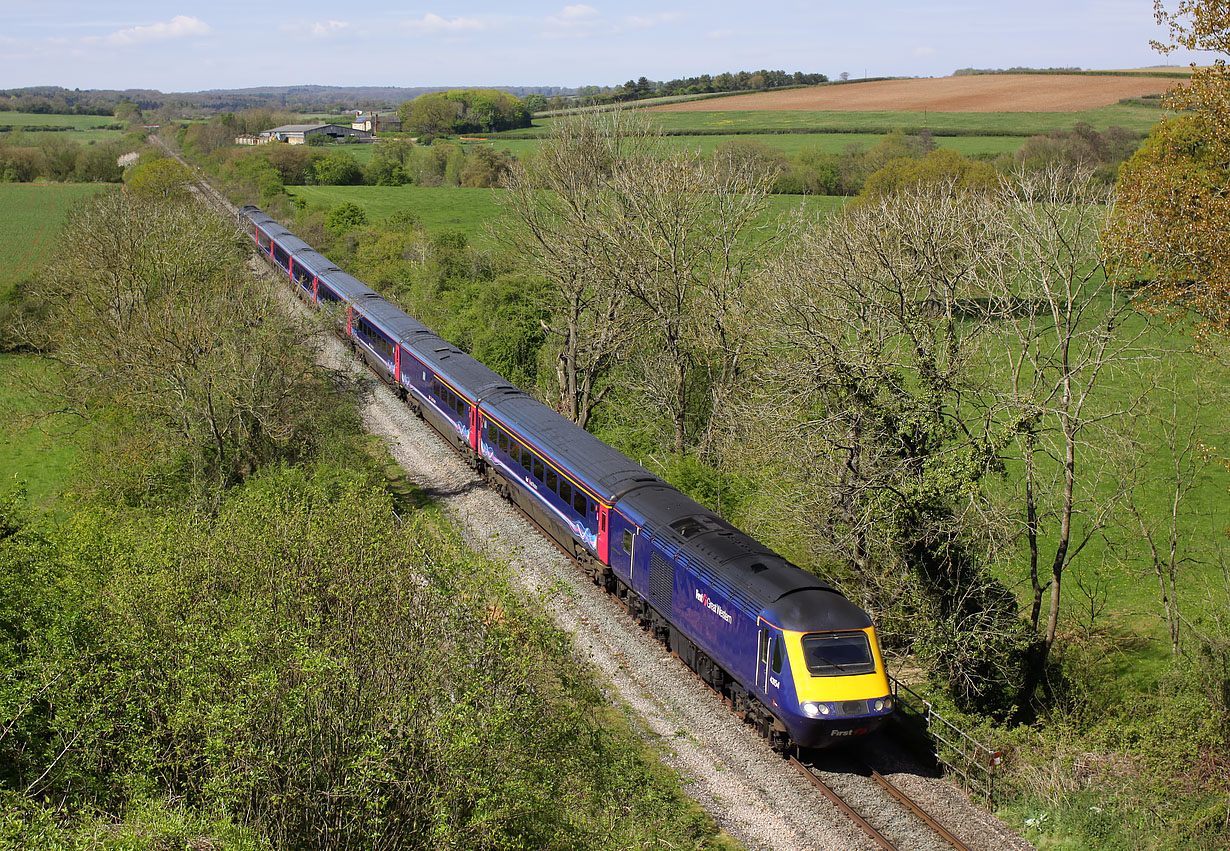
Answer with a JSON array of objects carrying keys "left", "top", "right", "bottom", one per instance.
[{"left": 240, "top": 205, "right": 894, "bottom": 749}]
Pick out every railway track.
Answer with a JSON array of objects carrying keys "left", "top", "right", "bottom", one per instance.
[{"left": 791, "top": 751, "right": 975, "bottom": 851}]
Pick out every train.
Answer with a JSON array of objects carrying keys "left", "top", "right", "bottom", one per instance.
[{"left": 239, "top": 205, "right": 894, "bottom": 750}]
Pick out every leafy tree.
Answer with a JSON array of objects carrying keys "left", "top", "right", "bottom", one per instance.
[
  {"left": 860, "top": 147, "right": 998, "bottom": 200},
  {"left": 401, "top": 92, "right": 463, "bottom": 137},
  {"left": 124, "top": 156, "right": 194, "bottom": 198},
  {"left": 459, "top": 145, "right": 511, "bottom": 188},
  {"left": 312, "top": 150, "right": 363, "bottom": 185},
  {"left": 327, "top": 200, "right": 368, "bottom": 235},
  {"left": 1109, "top": 0, "right": 1230, "bottom": 333},
  {"left": 16, "top": 191, "right": 342, "bottom": 496}
]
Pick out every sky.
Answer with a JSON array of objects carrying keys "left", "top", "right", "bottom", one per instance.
[{"left": 0, "top": 1, "right": 1219, "bottom": 93}]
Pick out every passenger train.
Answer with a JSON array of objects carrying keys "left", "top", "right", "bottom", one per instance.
[{"left": 240, "top": 205, "right": 894, "bottom": 749}]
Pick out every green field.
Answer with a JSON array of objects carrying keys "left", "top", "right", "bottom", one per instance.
[
  {"left": 494, "top": 103, "right": 1167, "bottom": 139},
  {"left": 0, "top": 183, "right": 106, "bottom": 507},
  {"left": 0, "top": 183, "right": 110, "bottom": 296},
  {"left": 487, "top": 132, "right": 1027, "bottom": 160},
  {"left": 288, "top": 184, "right": 843, "bottom": 243},
  {"left": 0, "top": 111, "right": 122, "bottom": 130}
]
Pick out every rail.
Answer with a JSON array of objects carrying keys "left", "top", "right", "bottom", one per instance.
[{"left": 889, "top": 675, "right": 1002, "bottom": 802}]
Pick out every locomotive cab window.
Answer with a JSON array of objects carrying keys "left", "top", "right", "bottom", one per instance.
[
  {"left": 622, "top": 530, "right": 633, "bottom": 554},
  {"left": 800, "top": 632, "right": 875, "bottom": 677},
  {"left": 771, "top": 638, "right": 783, "bottom": 674}
]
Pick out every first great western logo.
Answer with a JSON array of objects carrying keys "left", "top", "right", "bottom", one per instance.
[{"left": 695, "top": 589, "right": 734, "bottom": 624}]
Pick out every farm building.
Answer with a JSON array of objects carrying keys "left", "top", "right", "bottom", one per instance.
[
  {"left": 352, "top": 112, "right": 401, "bottom": 133},
  {"left": 259, "top": 124, "right": 373, "bottom": 145}
]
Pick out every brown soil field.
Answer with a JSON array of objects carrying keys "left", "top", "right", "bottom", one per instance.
[{"left": 649, "top": 74, "right": 1183, "bottom": 113}]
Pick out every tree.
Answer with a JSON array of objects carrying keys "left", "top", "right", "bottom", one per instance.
[
  {"left": 327, "top": 201, "right": 368, "bottom": 236},
  {"left": 1110, "top": 0, "right": 1230, "bottom": 333},
  {"left": 985, "top": 166, "right": 1155, "bottom": 716},
  {"left": 860, "top": 147, "right": 997, "bottom": 201},
  {"left": 727, "top": 180, "right": 1030, "bottom": 712},
  {"left": 17, "top": 191, "right": 341, "bottom": 497},
  {"left": 499, "top": 109, "right": 773, "bottom": 453},
  {"left": 124, "top": 156, "right": 194, "bottom": 198},
  {"left": 312, "top": 151, "right": 363, "bottom": 185},
  {"left": 497, "top": 110, "right": 645, "bottom": 429}
]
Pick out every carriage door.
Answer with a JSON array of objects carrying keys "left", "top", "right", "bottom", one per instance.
[
  {"left": 597, "top": 504, "right": 609, "bottom": 565},
  {"left": 756, "top": 627, "right": 771, "bottom": 693}
]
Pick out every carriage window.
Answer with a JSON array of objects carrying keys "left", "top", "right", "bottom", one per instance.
[
  {"left": 532, "top": 459, "right": 544, "bottom": 480},
  {"left": 573, "top": 491, "right": 588, "bottom": 516},
  {"left": 559, "top": 480, "right": 572, "bottom": 506},
  {"left": 499, "top": 431, "right": 509, "bottom": 452},
  {"left": 545, "top": 468, "right": 558, "bottom": 492},
  {"left": 520, "top": 448, "right": 532, "bottom": 472}
]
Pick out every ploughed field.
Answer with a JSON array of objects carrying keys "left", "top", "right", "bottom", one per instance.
[{"left": 649, "top": 73, "right": 1183, "bottom": 112}]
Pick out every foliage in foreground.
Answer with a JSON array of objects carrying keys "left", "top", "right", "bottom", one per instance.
[{"left": 0, "top": 463, "right": 728, "bottom": 851}]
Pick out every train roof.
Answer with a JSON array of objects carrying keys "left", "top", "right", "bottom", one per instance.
[
  {"left": 481, "top": 392, "right": 656, "bottom": 503},
  {"left": 622, "top": 485, "right": 862, "bottom": 630}
]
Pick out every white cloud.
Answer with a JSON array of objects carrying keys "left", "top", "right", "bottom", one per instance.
[
  {"left": 558, "top": 5, "right": 600, "bottom": 22},
  {"left": 104, "top": 15, "right": 212, "bottom": 46},
  {"left": 404, "top": 13, "right": 491, "bottom": 34},
  {"left": 706, "top": 28, "right": 735, "bottom": 39},
  {"left": 624, "top": 12, "right": 682, "bottom": 29},
  {"left": 914, "top": 45, "right": 936, "bottom": 57},
  {"left": 543, "top": 4, "right": 603, "bottom": 37},
  {"left": 310, "top": 20, "right": 350, "bottom": 38}
]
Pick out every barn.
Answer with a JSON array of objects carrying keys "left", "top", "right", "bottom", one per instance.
[{"left": 259, "top": 124, "right": 374, "bottom": 145}]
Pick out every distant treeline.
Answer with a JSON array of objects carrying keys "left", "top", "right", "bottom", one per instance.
[
  {"left": 954, "top": 66, "right": 1191, "bottom": 79},
  {"left": 560, "top": 69, "right": 828, "bottom": 108}
]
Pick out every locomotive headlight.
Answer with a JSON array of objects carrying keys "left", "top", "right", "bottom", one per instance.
[
  {"left": 873, "top": 697, "right": 894, "bottom": 712},
  {"left": 802, "top": 702, "right": 820, "bottom": 717}
]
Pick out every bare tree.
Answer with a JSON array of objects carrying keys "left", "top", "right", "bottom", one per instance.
[
  {"left": 498, "top": 108, "right": 774, "bottom": 451},
  {"left": 598, "top": 145, "right": 774, "bottom": 455},
  {"left": 496, "top": 110, "right": 647, "bottom": 428},
  {"left": 1115, "top": 346, "right": 1225, "bottom": 657},
  {"left": 986, "top": 166, "right": 1155, "bottom": 711}
]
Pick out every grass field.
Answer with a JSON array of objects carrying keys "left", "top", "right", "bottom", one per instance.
[
  {"left": 0, "top": 183, "right": 109, "bottom": 296},
  {"left": 494, "top": 103, "right": 1166, "bottom": 140},
  {"left": 487, "top": 133, "right": 1027, "bottom": 160},
  {"left": 287, "top": 184, "right": 844, "bottom": 243},
  {"left": 0, "top": 112, "right": 122, "bottom": 130},
  {"left": 0, "top": 184, "right": 104, "bottom": 508}
]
